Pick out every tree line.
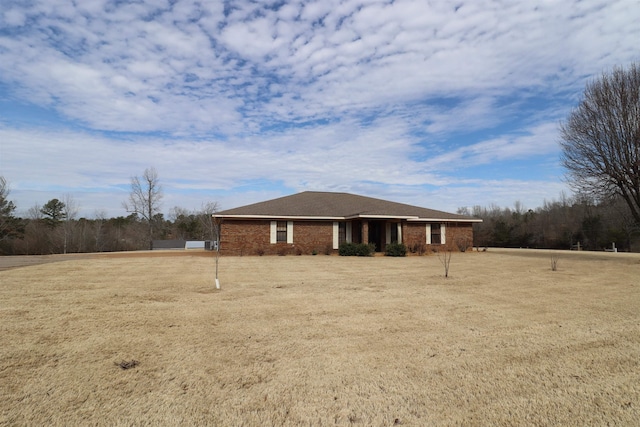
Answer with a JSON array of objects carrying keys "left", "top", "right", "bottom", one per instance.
[
  {"left": 458, "top": 193, "right": 640, "bottom": 252},
  {"left": 0, "top": 171, "right": 219, "bottom": 255}
]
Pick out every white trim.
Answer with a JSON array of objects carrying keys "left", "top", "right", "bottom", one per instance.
[
  {"left": 287, "top": 221, "right": 293, "bottom": 244},
  {"left": 350, "top": 214, "right": 417, "bottom": 220},
  {"left": 441, "top": 223, "right": 446, "bottom": 245},
  {"left": 426, "top": 224, "right": 431, "bottom": 245},
  {"left": 333, "top": 222, "right": 339, "bottom": 249},
  {"left": 270, "top": 221, "right": 277, "bottom": 244},
  {"left": 407, "top": 217, "right": 482, "bottom": 223},
  {"left": 214, "top": 214, "right": 344, "bottom": 220}
]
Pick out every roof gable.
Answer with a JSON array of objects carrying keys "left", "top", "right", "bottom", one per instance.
[{"left": 215, "top": 191, "right": 480, "bottom": 222}]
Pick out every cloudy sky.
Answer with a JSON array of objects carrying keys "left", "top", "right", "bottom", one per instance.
[{"left": 0, "top": 0, "right": 638, "bottom": 218}]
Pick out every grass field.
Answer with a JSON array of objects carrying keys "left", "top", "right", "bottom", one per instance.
[{"left": 1, "top": 249, "right": 639, "bottom": 426}]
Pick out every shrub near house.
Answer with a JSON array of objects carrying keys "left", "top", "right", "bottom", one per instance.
[
  {"left": 338, "top": 242, "right": 376, "bottom": 256},
  {"left": 385, "top": 243, "right": 407, "bottom": 257}
]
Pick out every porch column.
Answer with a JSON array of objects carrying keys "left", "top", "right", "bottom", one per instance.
[{"left": 361, "top": 220, "right": 369, "bottom": 244}]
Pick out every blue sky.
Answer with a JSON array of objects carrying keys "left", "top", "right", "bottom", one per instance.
[{"left": 0, "top": 0, "right": 638, "bottom": 218}]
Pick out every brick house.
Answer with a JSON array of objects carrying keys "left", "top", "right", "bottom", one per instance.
[{"left": 213, "top": 191, "right": 481, "bottom": 256}]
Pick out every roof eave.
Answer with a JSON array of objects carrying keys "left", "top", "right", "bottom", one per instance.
[
  {"left": 347, "top": 214, "right": 419, "bottom": 220},
  {"left": 212, "top": 214, "right": 345, "bottom": 221},
  {"left": 213, "top": 214, "right": 482, "bottom": 223},
  {"left": 407, "top": 217, "right": 483, "bottom": 223}
]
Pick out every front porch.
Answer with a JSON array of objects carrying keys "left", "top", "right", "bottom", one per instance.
[{"left": 342, "top": 219, "right": 403, "bottom": 252}]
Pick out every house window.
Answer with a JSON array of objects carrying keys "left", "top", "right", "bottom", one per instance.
[
  {"left": 276, "top": 221, "right": 287, "bottom": 242},
  {"left": 338, "top": 222, "right": 347, "bottom": 245},
  {"left": 431, "top": 223, "right": 441, "bottom": 245}
]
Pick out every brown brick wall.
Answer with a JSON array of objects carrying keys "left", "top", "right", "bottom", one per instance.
[
  {"left": 443, "top": 222, "right": 474, "bottom": 252},
  {"left": 404, "top": 223, "right": 427, "bottom": 253},
  {"left": 403, "top": 222, "right": 474, "bottom": 254},
  {"left": 219, "top": 220, "right": 270, "bottom": 256},
  {"left": 291, "top": 221, "right": 334, "bottom": 254},
  {"left": 219, "top": 220, "right": 335, "bottom": 256},
  {"left": 219, "top": 219, "right": 475, "bottom": 256}
]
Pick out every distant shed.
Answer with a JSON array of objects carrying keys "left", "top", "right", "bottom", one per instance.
[
  {"left": 152, "top": 240, "right": 215, "bottom": 250},
  {"left": 185, "top": 241, "right": 205, "bottom": 250},
  {"left": 152, "top": 240, "right": 186, "bottom": 250}
]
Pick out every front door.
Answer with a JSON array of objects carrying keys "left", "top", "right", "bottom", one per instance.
[{"left": 368, "top": 221, "right": 384, "bottom": 252}]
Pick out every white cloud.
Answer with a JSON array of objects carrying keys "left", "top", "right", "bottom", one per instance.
[
  {"left": 3, "top": 7, "right": 26, "bottom": 26},
  {"left": 2, "top": 0, "right": 637, "bottom": 131},
  {"left": 1, "top": 112, "right": 564, "bottom": 216},
  {"left": 429, "top": 122, "right": 561, "bottom": 169},
  {"left": 0, "top": 0, "right": 637, "bottom": 217}
]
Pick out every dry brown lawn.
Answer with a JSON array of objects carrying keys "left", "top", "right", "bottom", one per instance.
[{"left": 1, "top": 249, "right": 639, "bottom": 426}]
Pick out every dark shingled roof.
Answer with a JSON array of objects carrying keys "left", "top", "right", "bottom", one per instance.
[{"left": 215, "top": 191, "right": 479, "bottom": 221}]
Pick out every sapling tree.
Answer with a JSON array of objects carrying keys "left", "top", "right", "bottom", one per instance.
[
  {"left": 211, "top": 213, "right": 222, "bottom": 289},
  {"left": 61, "top": 194, "right": 79, "bottom": 254},
  {"left": 438, "top": 249, "right": 453, "bottom": 278}
]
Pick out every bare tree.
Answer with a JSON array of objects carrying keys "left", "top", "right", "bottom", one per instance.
[
  {"left": 197, "top": 201, "right": 220, "bottom": 242},
  {"left": 123, "top": 167, "right": 163, "bottom": 250},
  {"left": 169, "top": 206, "right": 194, "bottom": 240},
  {"left": 28, "top": 203, "right": 43, "bottom": 221},
  {"left": 93, "top": 210, "right": 108, "bottom": 252},
  {"left": 559, "top": 63, "right": 640, "bottom": 225},
  {"left": 197, "top": 202, "right": 221, "bottom": 289},
  {"left": 23, "top": 203, "right": 48, "bottom": 254},
  {"left": 438, "top": 249, "right": 453, "bottom": 278},
  {"left": 603, "top": 194, "right": 640, "bottom": 250},
  {"left": 61, "top": 194, "right": 79, "bottom": 254}
]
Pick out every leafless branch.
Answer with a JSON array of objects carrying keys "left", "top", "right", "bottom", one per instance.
[{"left": 559, "top": 63, "right": 640, "bottom": 224}]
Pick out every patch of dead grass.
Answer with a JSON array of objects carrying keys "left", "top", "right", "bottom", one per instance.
[{"left": 0, "top": 250, "right": 639, "bottom": 425}]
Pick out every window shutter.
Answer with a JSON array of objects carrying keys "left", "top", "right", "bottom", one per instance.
[
  {"left": 287, "top": 221, "right": 294, "bottom": 244},
  {"left": 441, "top": 223, "right": 446, "bottom": 244},
  {"left": 385, "top": 223, "right": 391, "bottom": 244},
  {"left": 270, "top": 221, "right": 277, "bottom": 244},
  {"left": 346, "top": 222, "right": 352, "bottom": 243},
  {"left": 333, "top": 222, "right": 339, "bottom": 249},
  {"left": 397, "top": 223, "right": 402, "bottom": 244},
  {"left": 426, "top": 224, "right": 431, "bottom": 244}
]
